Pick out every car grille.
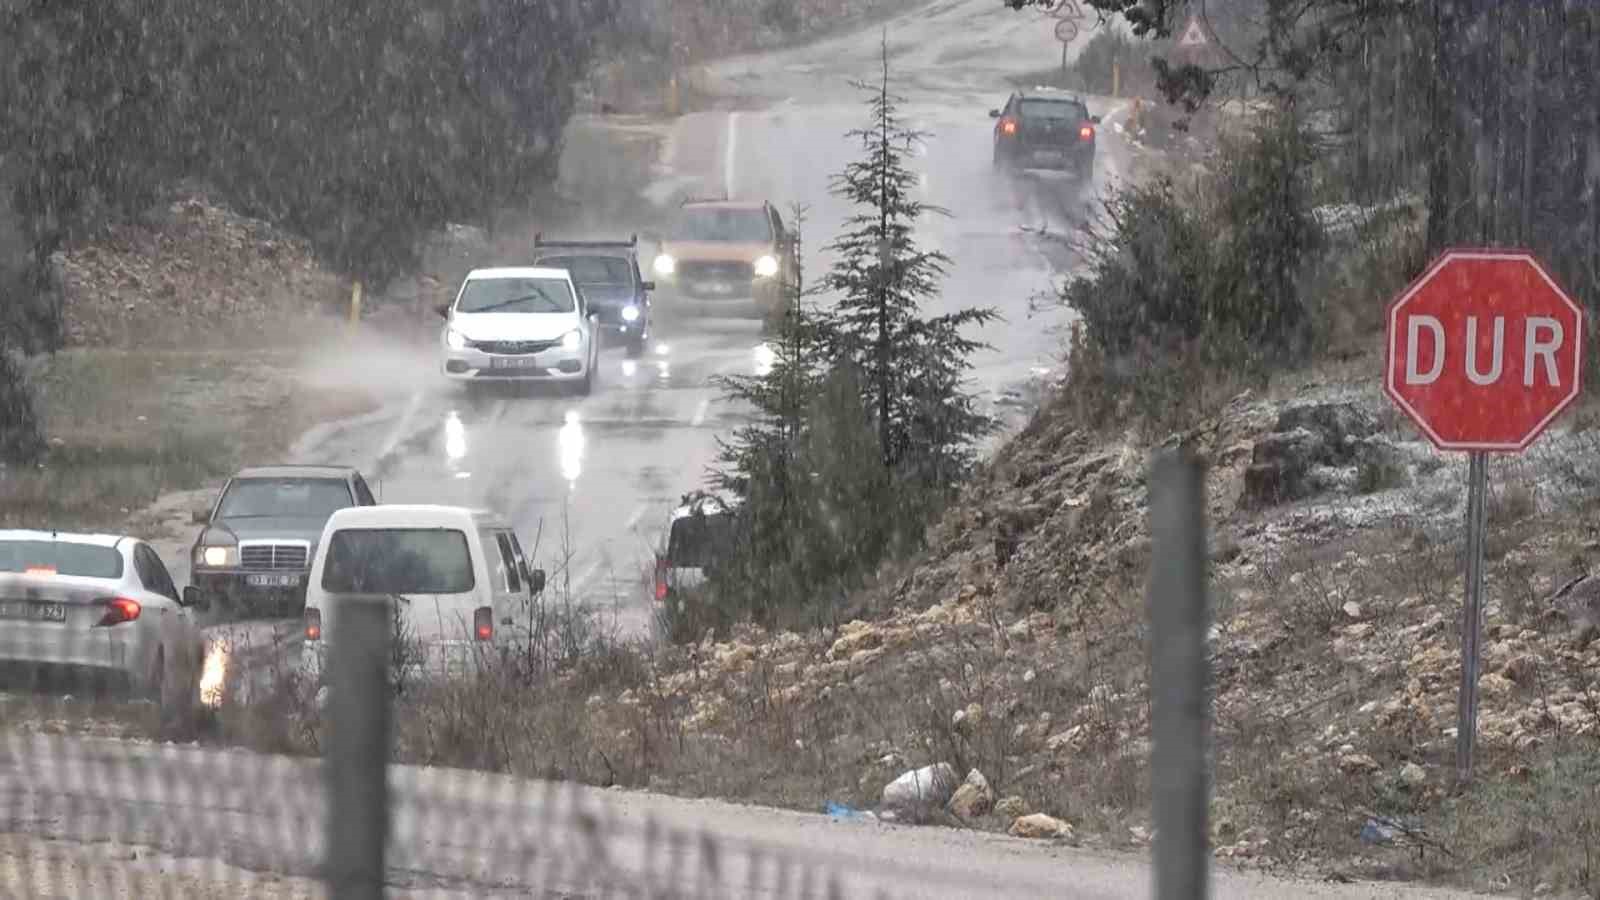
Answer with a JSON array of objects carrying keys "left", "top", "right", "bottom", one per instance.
[
  {"left": 239, "top": 543, "right": 309, "bottom": 571},
  {"left": 470, "top": 339, "right": 560, "bottom": 355},
  {"left": 678, "top": 260, "right": 755, "bottom": 283}
]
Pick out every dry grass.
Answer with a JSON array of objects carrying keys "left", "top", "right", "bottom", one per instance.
[{"left": 1, "top": 347, "right": 376, "bottom": 531}]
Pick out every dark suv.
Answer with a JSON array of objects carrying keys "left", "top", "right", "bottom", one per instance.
[
  {"left": 188, "top": 465, "right": 379, "bottom": 619},
  {"left": 532, "top": 234, "right": 655, "bottom": 358},
  {"left": 990, "top": 88, "right": 1100, "bottom": 178}
]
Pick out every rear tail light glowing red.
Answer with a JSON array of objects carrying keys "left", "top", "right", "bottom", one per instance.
[
  {"left": 654, "top": 557, "right": 670, "bottom": 602},
  {"left": 304, "top": 608, "right": 322, "bottom": 642},
  {"left": 1001, "top": 118, "right": 1017, "bottom": 135},
  {"left": 1079, "top": 124, "right": 1094, "bottom": 141},
  {"left": 473, "top": 606, "right": 493, "bottom": 642},
  {"left": 95, "top": 597, "right": 141, "bottom": 627}
]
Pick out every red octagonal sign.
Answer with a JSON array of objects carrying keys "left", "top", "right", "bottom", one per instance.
[{"left": 1385, "top": 249, "right": 1586, "bottom": 452}]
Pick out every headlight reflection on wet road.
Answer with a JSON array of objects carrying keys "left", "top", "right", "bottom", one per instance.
[
  {"left": 445, "top": 410, "right": 471, "bottom": 479},
  {"left": 559, "top": 409, "right": 584, "bottom": 485},
  {"left": 199, "top": 640, "right": 228, "bottom": 709}
]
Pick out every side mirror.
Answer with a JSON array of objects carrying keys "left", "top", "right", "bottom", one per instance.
[
  {"left": 988, "top": 109, "right": 1001, "bottom": 118},
  {"left": 641, "top": 281, "right": 657, "bottom": 292},
  {"left": 1091, "top": 115, "right": 1102, "bottom": 124},
  {"left": 191, "top": 507, "right": 210, "bottom": 525},
  {"left": 182, "top": 586, "right": 210, "bottom": 611},
  {"left": 434, "top": 304, "right": 451, "bottom": 320},
  {"left": 529, "top": 568, "right": 547, "bottom": 595}
]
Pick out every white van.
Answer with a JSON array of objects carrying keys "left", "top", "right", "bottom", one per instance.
[{"left": 300, "top": 505, "right": 546, "bottom": 683}]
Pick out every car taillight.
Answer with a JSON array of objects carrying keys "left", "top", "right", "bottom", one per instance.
[
  {"left": 474, "top": 606, "right": 493, "bottom": 642},
  {"left": 1001, "top": 118, "right": 1017, "bottom": 135},
  {"left": 95, "top": 597, "right": 141, "bottom": 627},
  {"left": 1079, "top": 124, "right": 1094, "bottom": 141},
  {"left": 304, "top": 608, "right": 322, "bottom": 642},
  {"left": 654, "top": 557, "right": 670, "bottom": 602}
]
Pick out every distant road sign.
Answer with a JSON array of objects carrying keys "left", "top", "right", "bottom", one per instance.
[
  {"left": 1054, "top": 19, "right": 1078, "bottom": 43},
  {"left": 1384, "top": 249, "right": 1585, "bottom": 451},
  {"left": 1050, "top": 1, "right": 1083, "bottom": 20},
  {"left": 1177, "top": 16, "right": 1210, "bottom": 47}
]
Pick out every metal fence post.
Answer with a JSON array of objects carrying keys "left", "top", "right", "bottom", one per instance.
[
  {"left": 324, "top": 596, "right": 392, "bottom": 899},
  {"left": 1147, "top": 447, "right": 1210, "bottom": 900}
]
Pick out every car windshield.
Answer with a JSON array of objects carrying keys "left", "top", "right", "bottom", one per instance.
[
  {"left": 456, "top": 277, "right": 575, "bottom": 314},
  {"left": 1019, "top": 99, "right": 1087, "bottom": 121},
  {"left": 672, "top": 208, "right": 772, "bottom": 243},
  {"left": 537, "top": 255, "right": 633, "bottom": 287},
  {"left": 217, "top": 478, "right": 353, "bottom": 520},
  {"left": 320, "top": 528, "right": 475, "bottom": 594},
  {"left": 0, "top": 541, "right": 124, "bottom": 578},
  {"left": 666, "top": 511, "right": 737, "bottom": 569}
]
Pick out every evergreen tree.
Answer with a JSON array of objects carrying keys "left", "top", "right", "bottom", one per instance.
[
  {"left": 694, "top": 42, "right": 997, "bottom": 636},
  {"left": 817, "top": 36, "right": 997, "bottom": 488}
]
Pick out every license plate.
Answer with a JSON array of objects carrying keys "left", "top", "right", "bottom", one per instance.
[
  {"left": 0, "top": 600, "right": 65, "bottom": 622},
  {"left": 1034, "top": 150, "right": 1064, "bottom": 162},
  {"left": 490, "top": 357, "right": 542, "bottom": 369},
  {"left": 245, "top": 574, "right": 301, "bottom": 588},
  {"left": 695, "top": 281, "right": 736, "bottom": 295}
]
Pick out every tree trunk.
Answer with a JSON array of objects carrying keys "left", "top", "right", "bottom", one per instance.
[{"left": 1425, "top": 0, "right": 1455, "bottom": 256}]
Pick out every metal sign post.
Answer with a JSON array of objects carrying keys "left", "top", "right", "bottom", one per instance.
[
  {"left": 1383, "top": 249, "right": 1586, "bottom": 783},
  {"left": 1456, "top": 452, "right": 1488, "bottom": 779}
]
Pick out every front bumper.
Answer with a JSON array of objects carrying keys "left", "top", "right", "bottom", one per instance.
[
  {"left": 593, "top": 306, "right": 649, "bottom": 339},
  {"left": 192, "top": 569, "right": 309, "bottom": 605},
  {"left": 655, "top": 273, "right": 782, "bottom": 318},
  {"left": 442, "top": 346, "right": 589, "bottom": 381}
]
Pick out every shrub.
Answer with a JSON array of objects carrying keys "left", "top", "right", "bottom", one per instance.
[
  {"left": 1055, "top": 101, "right": 1322, "bottom": 431},
  {"left": 1073, "top": 28, "right": 1137, "bottom": 95}
]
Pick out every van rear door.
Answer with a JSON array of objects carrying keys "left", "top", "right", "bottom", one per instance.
[{"left": 660, "top": 510, "right": 735, "bottom": 597}]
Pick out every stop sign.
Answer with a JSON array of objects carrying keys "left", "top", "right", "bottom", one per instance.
[{"left": 1385, "top": 249, "right": 1586, "bottom": 451}]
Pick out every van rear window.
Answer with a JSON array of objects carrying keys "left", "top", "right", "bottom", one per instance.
[
  {"left": 321, "top": 528, "right": 474, "bottom": 594},
  {"left": 666, "top": 512, "right": 736, "bottom": 569}
]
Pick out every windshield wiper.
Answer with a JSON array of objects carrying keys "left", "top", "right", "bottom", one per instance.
[{"left": 467, "top": 294, "right": 556, "bottom": 313}]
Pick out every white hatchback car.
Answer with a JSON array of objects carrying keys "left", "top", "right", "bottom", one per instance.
[
  {"left": 0, "top": 530, "right": 205, "bottom": 723},
  {"left": 436, "top": 266, "right": 601, "bottom": 395},
  {"left": 300, "top": 505, "right": 547, "bottom": 684}
]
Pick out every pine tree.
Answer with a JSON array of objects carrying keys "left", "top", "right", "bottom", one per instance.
[{"left": 818, "top": 35, "right": 997, "bottom": 486}]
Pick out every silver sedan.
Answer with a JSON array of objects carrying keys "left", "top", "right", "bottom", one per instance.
[{"left": 0, "top": 529, "right": 206, "bottom": 729}]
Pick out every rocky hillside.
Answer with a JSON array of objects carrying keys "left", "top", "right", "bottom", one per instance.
[
  {"left": 564, "top": 351, "right": 1600, "bottom": 894},
  {"left": 54, "top": 190, "right": 344, "bottom": 349}
]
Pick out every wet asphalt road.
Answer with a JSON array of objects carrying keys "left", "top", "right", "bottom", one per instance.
[{"left": 248, "top": 1, "right": 1143, "bottom": 646}]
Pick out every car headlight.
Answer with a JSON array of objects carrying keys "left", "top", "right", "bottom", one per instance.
[
  {"left": 561, "top": 330, "right": 582, "bottom": 351},
  {"left": 622, "top": 305, "right": 640, "bottom": 322},
  {"left": 653, "top": 253, "right": 676, "bottom": 276},
  {"left": 198, "top": 545, "right": 234, "bottom": 568},
  {"left": 445, "top": 328, "right": 468, "bottom": 351},
  {"left": 753, "top": 255, "right": 780, "bottom": 279}
]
